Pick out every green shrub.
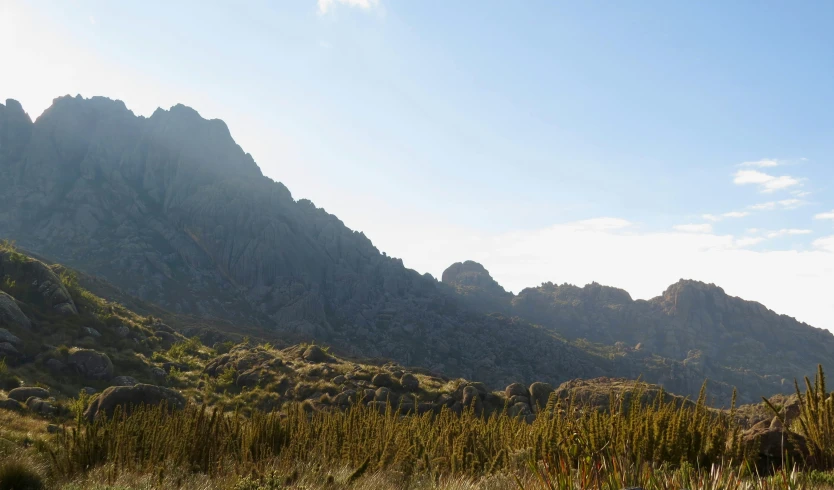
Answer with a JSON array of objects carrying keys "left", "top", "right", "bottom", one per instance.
[
  {"left": 215, "top": 341, "right": 235, "bottom": 355},
  {"left": 0, "top": 459, "right": 44, "bottom": 490},
  {"left": 0, "top": 358, "right": 20, "bottom": 391}
]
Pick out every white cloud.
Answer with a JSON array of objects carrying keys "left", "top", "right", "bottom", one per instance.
[
  {"left": 733, "top": 170, "right": 801, "bottom": 193},
  {"left": 766, "top": 229, "right": 813, "bottom": 239},
  {"left": 88, "top": 16, "right": 96, "bottom": 25},
  {"left": 574, "top": 218, "right": 632, "bottom": 231},
  {"left": 748, "top": 199, "right": 805, "bottom": 211},
  {"left": 369, "top": 218, "right": 834, "bottom": 331},
  {"left": 815, "top": 210, "right": 834, "bottom": 220},
  {"left": 673, "top": 223, "right": 713, "bottom": 233},
  {"left": 740, "top": 159, "right": 780, "bottom": 168},
  {"left": 734, "top": 237, "right": 765, "bottom": 247},
  {"left": 814, "top": 236, "right": 834, "bottom": 252},
  {"left": 317, "top": 0, "right": 379, "bottom": 14},
  {"left": 702, "top": 211, "right": 750, "bottom": 222}
]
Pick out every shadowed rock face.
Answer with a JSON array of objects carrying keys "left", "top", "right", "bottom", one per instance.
[
  {"left": 441, "top": 261, "right": 513, "bottom": 313},
  {"left": 84, "top": 383, "right": 186, "bottom": 421},
  {"left": 0, "top": 96, "right": 618, "bottom": 393},
  {"left": 2, "top": 96, "right": 830, "bottom": 404},
  {"left": 443, "top": 266, "right": 834, "bottom": 403}
]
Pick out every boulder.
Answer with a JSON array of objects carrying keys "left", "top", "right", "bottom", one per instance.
[
  {"left": 332, "top": 375, "right": 346, "bottom": 385},
  {"left": 742, "top": 426, "right": 808, "bottom": 470},
  {"left": 302, "top": 345, "right": 330, "bottom": 363},
  {"left": 0, "top": 328, "right": 23, "bottom": 346},
  {"left": 0, "top": 342, "right": 19, "bottom": 357},
  {"left": 82, "top": 327, "right": 102, "bottom": 337},
  {"left": 505, "top": 383, "right": 529, "bottom": 399},
  {"left": 374, "top": 387, "right": 394, "bottom": 402},
  {"left": 112, "top": 376, "right": 139, "bottom": 387},
  {"left": 400, "top": 373, "right": 419, "bottom": 392},
  {"left": 0, "top": 292, "right": 31, "bottom": 330},
  {"left": 462, "top": 385, "right": 482, "bottom": 412},
  {"left": 0, "top": 398, "right": 22, "bottom": 411},
  {"left": 235, "top": 369, "right": 261, "bottom": 388},
  {"left": 468, "top": 382, "right": 488, "bottom": 395},
  {"left": 371, "top": 373, "right": 394, "bottom": 388},
  {"left": 83, "top": 383, "right": 186, "bottom": 421},
  {"left": 436, "top": 394, "right": 455, "bottom": 408},
  {"left": 8, "top": 386, "right": 49, "bottom": 402},
  {"left": 26, "top": 397, "right": 57, "bottom": 416},
  {"left": 529, "top": 382, "right": 555, "bottom": 413},
  {"left": 333, "top": 389, "right": 356, "bottom": 406},
  {"left": 68, "top": 349, "right": 114, "bottom": 380},
  {"left": 509, "top": 402, "right": 532, "bottom": 418},
  {"left": 0, "top": 254, "right": 77, "bottom": 315},
  {"left": 45, "top": 358, "right": 66, "bottom": 373},
  {"left": 150, "top": 367, "right": 167, "bottom": 381},
  {"left": 509, "top": 395, "right": 530, "bottom": 405},
  {"left": 116, "top": 325, "right": 130, "bottom": 338},
  {"left": 203, "top": 349, "right": 273, "bottom": 377}
]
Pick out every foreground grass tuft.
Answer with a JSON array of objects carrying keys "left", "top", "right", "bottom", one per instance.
[{"left": 0, "top": 459, "right": 45, "bottom": 490}]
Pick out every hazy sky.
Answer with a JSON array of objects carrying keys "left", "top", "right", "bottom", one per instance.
[{"left": 3, "top": 0, "right": 834, "bottom": 330}]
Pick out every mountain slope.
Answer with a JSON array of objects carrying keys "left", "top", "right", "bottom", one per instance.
[
  {"left": 0, "top": 96, "right": 623, "bottom": 392},
  {"left": 442, "top": 261, "right": 834, "bottom": 401},
  {"left": 1, "top": 95, "right": 829, "bottom": 403}
]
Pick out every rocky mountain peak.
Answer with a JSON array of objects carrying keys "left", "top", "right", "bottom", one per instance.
[
  {"left": 0, "top": 99, "right": 34, "bottom": 162},
  {"left": 2, "top": 98, "right": 28, "bottom": 116},
  {"left": 657, "top": 279, "right": 732, "bottom": 315},
  {"left": 442, "top": 261, "right": 500, "bottom": 289},
  {"left": 146, "top": 102, "right": 262, "bottom": 180}
]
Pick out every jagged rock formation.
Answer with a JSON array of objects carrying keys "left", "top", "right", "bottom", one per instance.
[
  {"left": 441, "top": 263, "right": 834, "bottom": 403},
  {"left": 442, "top": 261, "right": 513, "bottom": 313},
  {"left": 2, "top": 95, "right": 831, "bottom": 403},
  {"left": 0, "top": 96, "right": 616, "bottom": 393}
]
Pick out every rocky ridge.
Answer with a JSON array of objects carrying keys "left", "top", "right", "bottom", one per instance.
[{"left": 1, "top": 96, "right": 832, "bottom": 403}]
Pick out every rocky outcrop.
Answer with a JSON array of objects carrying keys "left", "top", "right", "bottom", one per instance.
[
  {"left": 67, "top": 349, "right": 114, "bottom": 380},
  {"left": 2, "top": 96, "right": 829, "bottom": 405},
  {"left": 0, "top": 398, "right": 23, "bottom": 412},
  {"left": 742, "top": 424, "right": 808, "bottom": 471},
  {"left": 441, "top": 261, "right": 513, "bottom": 313},
  {"left": 83, "top": 383, "right": 186, "bottom": 421},
  {"left": 8, "top": 386, "right": 49, "bottom": 402},
  {"left": 0, "top": 328, "right": 23, "bottom": 346},
  {"left": 26, "top": 397, "right": 57, "bottom": 416},
  {"left": 0, "top": 96, "right": 616, "bottom": 396},
  {"left": 0, "top": 251, "right": 77, "bottom": 315},
  {"left": 0, "top": 292, "right": 31, "bottom": 330}
]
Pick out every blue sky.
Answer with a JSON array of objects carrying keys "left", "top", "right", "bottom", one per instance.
[{"left": 3, "top": 0, "right": 834, "bottom": 329}]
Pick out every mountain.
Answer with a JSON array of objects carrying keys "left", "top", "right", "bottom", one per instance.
[
  {"left": 0, "top": 95, "right": 619, "bottom": 392},
  {"left": 442, "top": 261, "right": 834, "bottom": 401},
  {"left": 1, "top": 95, "right": 830, "bottom": 403}
]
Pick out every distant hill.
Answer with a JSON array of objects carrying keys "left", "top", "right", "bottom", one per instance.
[
  {"left": 443, "top": 260, "right": 834, "bottom": 402},
  {"left": 1, "top": 95, "right": 830, "bottom": 403}
]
